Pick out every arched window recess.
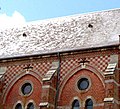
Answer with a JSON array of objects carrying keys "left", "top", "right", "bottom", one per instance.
[
  {"left": 27, "top": 102, "right": 34, "bottom": 109},
  {"left": 72, "top": 99, "right": 80, "bottom": 109},
  {"left": 85, "top": 99, "right": 93, "bottom": 109}
]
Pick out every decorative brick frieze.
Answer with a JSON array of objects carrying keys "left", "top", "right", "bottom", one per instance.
[
  {"left": 60, "top": 55, "right": 110, "bottom": 82},
  {"left": 1, "top": 49, "right": 115, "bottom": 95}
]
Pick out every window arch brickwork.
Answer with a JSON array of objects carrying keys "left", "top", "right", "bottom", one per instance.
[{"left": 59, "top": 69, "right": 105, "bottom": 108}]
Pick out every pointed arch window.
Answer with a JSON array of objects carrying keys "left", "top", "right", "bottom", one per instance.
[
  {"left": 27, "top": 102, "right": 34, "bottom": 109},
  {"left": 72, "top": 99, "right": 80, "bottom": 109},
  {"left": 15, "top": 103, "right": 22, "bottom": 109},
  {"left": 85, "top": 99, "right": 93, "bottom": 109}
]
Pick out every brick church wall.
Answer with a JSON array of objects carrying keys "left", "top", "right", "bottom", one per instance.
[{"left": 0, "top": 46, "right": 119, "bottom": 109}]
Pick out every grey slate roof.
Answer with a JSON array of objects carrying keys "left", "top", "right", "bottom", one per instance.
[{"left": 0, "top": 8, "right": 120, "bottom": 59}]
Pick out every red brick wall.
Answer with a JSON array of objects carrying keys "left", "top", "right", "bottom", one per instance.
[
  {"left": 0, "top": 48, "right": 119, "bottom": 109},
  {"left": 59, "top": 69, "right": 105, "bottom": 108},
  {"left": 4, "top": 74, "right": 42, "bottom": 109}
]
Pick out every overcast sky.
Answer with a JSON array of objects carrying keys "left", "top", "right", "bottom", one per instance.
[{"left": 0, "top": 0, "right": 120, "bottom": 28}]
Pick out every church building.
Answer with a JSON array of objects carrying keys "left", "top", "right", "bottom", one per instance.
[{"left": 0, "top": 8, "right": 120, "bottom": 109}]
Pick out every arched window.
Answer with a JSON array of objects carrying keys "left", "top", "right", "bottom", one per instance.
[
  {"left": 85, "top": 99, "right": 93, "bottom": 109},
  {"left": 15, "top": 103, "right": 22, "bottom": 109},
  {"left": 27, "top": 102, "right": 34, "bottom": 109},
  {"left": 72, "top": 99, "right": 80, "bottom": 109}
]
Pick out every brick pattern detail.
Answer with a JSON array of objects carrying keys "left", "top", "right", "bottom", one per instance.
[
  {"left": 2, "top": 55, "right": 110, "bottom": 92},
  {"left": 89, "top": 55, "right": 110, "bottom": 71},
  {"left": 60, "top": 55, "right": 110, "bottom": 82},
  {"left": 3, "top": 61, "right": 52, "bottom": 91}
]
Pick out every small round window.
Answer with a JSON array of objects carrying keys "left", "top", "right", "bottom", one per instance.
[
  {"left": 77, "top": 78, "right": 89, "bottom": 90},
  {"left": 21, "top": 83, "right": 32, "bottom": 95}
]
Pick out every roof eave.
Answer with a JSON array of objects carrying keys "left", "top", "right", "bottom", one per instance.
[{"left": 0, "top": 43, "right": 119, "bottom": 62}]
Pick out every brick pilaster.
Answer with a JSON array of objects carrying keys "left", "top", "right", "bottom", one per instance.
[
  {"left": 104, "top": 55, "right": 119, "bottom": 109},
  {"left": 39, "top": 61, "right": 59, "bottom": 109}
]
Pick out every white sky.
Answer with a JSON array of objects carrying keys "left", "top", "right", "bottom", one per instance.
[{"left": 0, "top": 11, "right": 26, "bottom": 29}]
